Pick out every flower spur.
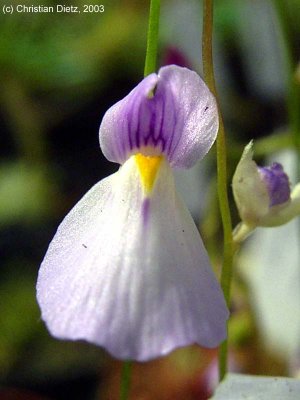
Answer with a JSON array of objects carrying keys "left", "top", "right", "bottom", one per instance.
[{"left": 37, "top": 65, "right": 229, "bottom": 361}]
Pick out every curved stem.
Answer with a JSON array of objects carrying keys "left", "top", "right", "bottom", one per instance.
[
  {"left": 202, "top": 0, "right": 234, "bottom": 381},
  {"left": 144, "top": 0, "right": 161, "bottom": 77},
  {"left": 232, "top": 222, "right": 255, "bottom": 246}
]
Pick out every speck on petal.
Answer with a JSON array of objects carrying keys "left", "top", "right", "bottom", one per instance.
[
  {"left": 37, "top": 157, "right": 228, "bottom": 361},
  {"left": 99, "top": 65, "right": 219, "bottom": 169}
]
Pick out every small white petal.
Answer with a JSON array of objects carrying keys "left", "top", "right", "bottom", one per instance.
[
  {"left": 232, "top": 141, "right": 269, "bottom": 225},
  {"left": 260, "top": 182, "right": 300, "bottom": 226},
  {"left": 37, "top": 157, "right": 228, "bottom": 361}
]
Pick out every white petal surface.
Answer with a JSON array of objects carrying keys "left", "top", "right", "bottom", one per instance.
[
  {"left": 37, "top": 157, "right": 228, "bottom": 361},
  {"left": 232, "top": 141, "right": 269, "bottom": 225}
]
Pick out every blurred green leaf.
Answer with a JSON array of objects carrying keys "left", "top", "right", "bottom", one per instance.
[
  {"left": 0, "top": 1, "right": 146, "bottom": 91},
  {"left": 0, "top": 162, "right": 57, "bottom": 226},
  {"left": 0, "top": 270, "right": 40, "bottom": 377}
]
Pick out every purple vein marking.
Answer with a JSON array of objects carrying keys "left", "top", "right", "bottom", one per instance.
[{"left": 142, "top": 198, "right": 150, "bottom": 227}]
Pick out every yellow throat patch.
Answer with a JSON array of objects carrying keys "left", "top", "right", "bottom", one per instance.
[{"left": 135, "top": 153, "right": 163, "bottom": 194}]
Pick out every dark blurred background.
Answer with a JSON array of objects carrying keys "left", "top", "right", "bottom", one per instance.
[{"left": 1, "top": 0, "right": 300, "bottom": 399}]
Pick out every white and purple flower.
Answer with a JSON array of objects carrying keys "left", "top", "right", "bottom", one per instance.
[
  {"left": 36, "top": 65, "right": 229, "bottom": 361},
  {"left": 233, "top": 141, "right": 300, "bottom": 236}
]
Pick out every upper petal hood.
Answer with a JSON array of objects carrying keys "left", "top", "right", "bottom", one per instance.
[
  {"left": 37, "top": 157, "right": 228, "bottom": 361},
  {"left": 99, "top": 65, "right": 219, "bottom": 169}
]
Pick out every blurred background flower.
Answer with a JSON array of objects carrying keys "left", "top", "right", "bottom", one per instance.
[{"left": 1, "top": 0, "right": 300, "bottom": 399}]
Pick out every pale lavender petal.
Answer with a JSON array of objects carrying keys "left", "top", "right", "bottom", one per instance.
[
  {"left": 99, "top": 65, "right": 218, "bottom": 168},
  {"left": 258, "top": 163, "right": 290, "bottom": 206},
  {"left": 37, "top": 156, "right": 228, "bottom": 361},
  {"left": 99, "top": 73, "right": 159, "bottom": 164},
  {"left": 157, "top": 66, "right": 218, "bottom": 168}
]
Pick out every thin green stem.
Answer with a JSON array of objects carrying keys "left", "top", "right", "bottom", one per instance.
[
  {"left": 144, "top": 0, "right": 160, "bottom": 77},
  {"left": 202, "top": 0, "right": 234, "bottom": 381},
  {"left": 120, "top": 361, "right": 132, "bottom": 400}
]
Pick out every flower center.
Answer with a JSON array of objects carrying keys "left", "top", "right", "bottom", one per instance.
[{"left": 135, "top": 153, "right": 163, "bottom": 194}]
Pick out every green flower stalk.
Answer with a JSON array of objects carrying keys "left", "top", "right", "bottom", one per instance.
[{"left": 202, "top": 0, "right": 234, "bottom": 382}]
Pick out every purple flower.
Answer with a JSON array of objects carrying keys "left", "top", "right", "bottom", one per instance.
[
  {"left": 258, "top": 163, "right": 290, "bottom": 207},
  {"left": 162, "top": 46, "right": 192, "bottom": 69},
  {"left": 36, "top": 66, "right": 228, "bottom": 361}
]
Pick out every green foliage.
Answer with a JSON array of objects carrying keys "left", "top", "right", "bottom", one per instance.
[
  {"left": 0, "top": 268, "right": 40, "bottom": 378},
  {"left": 0, "top": 162, "right": 56, "bottom": 226}
]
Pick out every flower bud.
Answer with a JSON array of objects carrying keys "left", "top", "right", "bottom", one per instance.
[{"left": 232, "top": 141, "right": 300, "bottom": 230}]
